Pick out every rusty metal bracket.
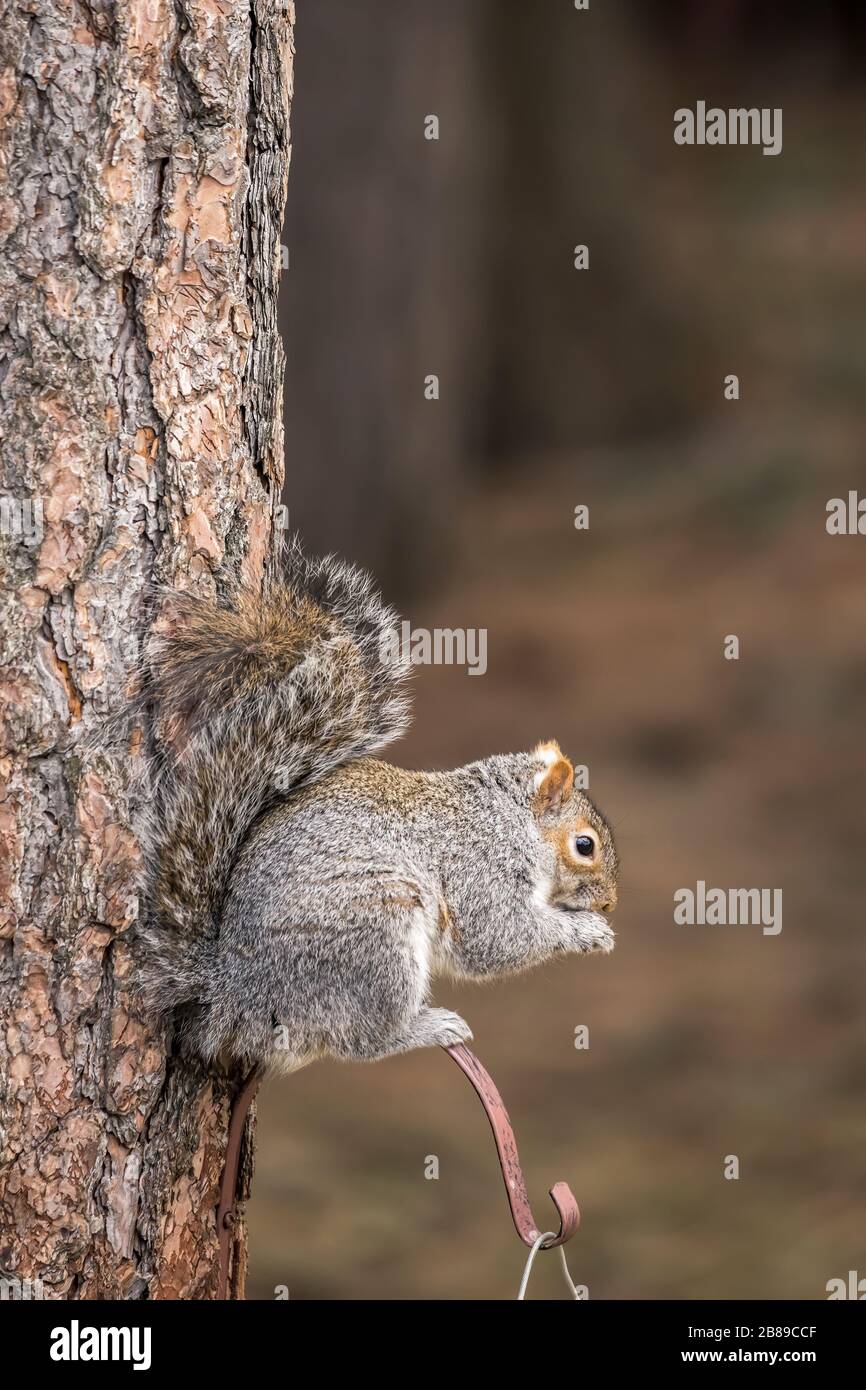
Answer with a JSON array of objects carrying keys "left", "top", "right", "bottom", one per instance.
[
  {"left": 216, "top": 1068, "right": 262, "bottom": 1300},
  {"left": 443, "top": 1042, "right": 580, "bottom": 1249},
  {"left": 215, "top": 1041, "right": 579, "bottom": 1297}
]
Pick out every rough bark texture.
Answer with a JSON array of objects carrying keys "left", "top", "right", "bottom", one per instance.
[{"left": 0, "top": 0, "right": 293, "bottom": 1298}]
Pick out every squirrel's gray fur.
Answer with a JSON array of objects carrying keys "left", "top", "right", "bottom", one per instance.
[{"left": 139, "top": 539, "right": 618, "bottom": 1071}]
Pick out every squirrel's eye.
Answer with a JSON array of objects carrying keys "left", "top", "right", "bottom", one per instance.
[{"left": 574, "top": 835, "right": 595, "bottom": 858}]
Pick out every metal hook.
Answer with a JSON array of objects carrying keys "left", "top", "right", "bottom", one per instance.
[
  {"left": 217, "top": 1068, "right": 262, "bottom": 1299},
  {"left": 215, "top": 1040, "right": 580, "bottom": 1296},
  {"left": 443, "top": 1042, "right": 580, "bottom": 1249}
]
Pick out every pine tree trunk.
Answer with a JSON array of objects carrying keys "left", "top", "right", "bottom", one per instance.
[{"left": 0, "top": 0, "right": 293, "bottom": 1299}]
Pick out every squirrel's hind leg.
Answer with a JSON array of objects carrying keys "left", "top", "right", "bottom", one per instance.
[
  {"left": 396, "top": 1006, "right": 473, "bottom": 1050},
  {"left": 329, "top": 1006, "right": 473, "bottom": 1064}
]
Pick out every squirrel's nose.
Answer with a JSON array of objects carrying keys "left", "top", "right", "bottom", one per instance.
[{"left": 596, "top": 886, "right": 617, "bottom": 914}]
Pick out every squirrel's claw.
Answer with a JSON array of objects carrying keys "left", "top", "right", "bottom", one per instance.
[{"left": 423, "top": 1007, "right": 474, "bottom": 1048}]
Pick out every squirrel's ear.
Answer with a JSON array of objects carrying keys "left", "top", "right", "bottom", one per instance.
[{"left": 532, "top": 741, "right": 574, "bottom": 813}]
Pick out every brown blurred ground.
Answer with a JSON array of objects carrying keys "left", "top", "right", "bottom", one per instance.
[{"left": 247, "top": 2, "right": 866, "bottom": 1298}]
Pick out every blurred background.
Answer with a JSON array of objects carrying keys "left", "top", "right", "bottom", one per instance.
[{"left": 247, "top": 0, "right": 866, "bottom": 1298}]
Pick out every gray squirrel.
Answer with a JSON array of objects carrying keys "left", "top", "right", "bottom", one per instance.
[{"left": 139, "top": 541, "right": 619, "bottom": 1071}]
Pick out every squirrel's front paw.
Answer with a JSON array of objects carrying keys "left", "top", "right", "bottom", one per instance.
[
  {"left": 571, "top": 911, "right": 616, "bottom": 954},
  {"left": 595, "top": 928, "right": 616, "bottom": 953},
  {"left": 422, "top": 1007, "right": 474, "bottom": 1048},
  {"left": 588, "top": 917, "right": 616, "bottom": 953}
]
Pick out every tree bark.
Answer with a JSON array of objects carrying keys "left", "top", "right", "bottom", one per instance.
[{"left": 0, "top": 0, "right": 293, "bottom": 1299}]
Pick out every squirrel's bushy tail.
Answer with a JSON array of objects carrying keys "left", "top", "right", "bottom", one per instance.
[{"left": 138, "top": 539, "right": 411, "bottom": 1016}]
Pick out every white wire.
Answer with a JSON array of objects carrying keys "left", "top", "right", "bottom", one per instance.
[
  {"left": 555, "top": 1243, "right": 581, "bottom": 1299},
  {"left": 516, "top": 1232, "right": 582, "bottom": 1300}
]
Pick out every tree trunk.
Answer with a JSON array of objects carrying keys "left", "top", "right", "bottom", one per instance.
[{"left": 0, "top": 0, "right": 293, "bottom": 1299}]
